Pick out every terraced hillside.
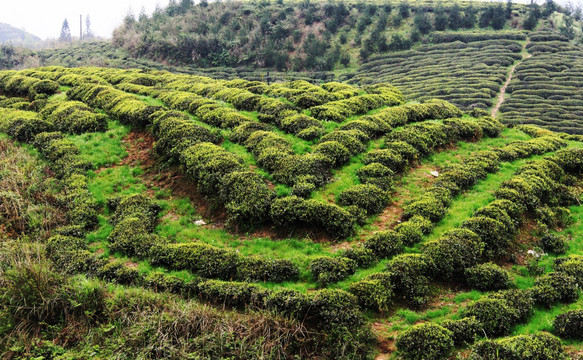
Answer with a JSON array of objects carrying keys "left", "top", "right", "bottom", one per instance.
[
  {"left": 1, "top": 66, "right": 583, "bottom": 359},
  {"left": 501, "top": 31, "right": 583, "bottom": 134},
  {"left": 345, "top": 32, "right": 527, "bottom": 110}
]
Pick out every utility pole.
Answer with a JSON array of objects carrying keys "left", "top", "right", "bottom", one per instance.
[{"left": 80, "top": 14, "right": 83, "bottom": 41}]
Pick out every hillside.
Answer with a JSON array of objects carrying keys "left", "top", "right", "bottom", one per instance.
[
  {"left": 0, "top": 22, "right": 41, "bottom": 47},
  {"left": 112, "top": 0, "right": 532, "bottom": 71},
  {"left": 1, "top": 65, "right": 583, "bottom": 359}
]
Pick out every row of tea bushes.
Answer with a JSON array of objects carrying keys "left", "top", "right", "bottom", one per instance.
[
  {"left": 106, "top": 194, "right": 299, "bottom": 283},
  {"left": 39, "top": 101, "right": 108, "bottom": 134},
  {"left": 0, "top": 99, "right": 109, "bottom": 137},
  {"left": 337, "top": 117, "right": 502, "bottom": 218},
  {"left": 316, "top": 136, "right": 568, "bottom": 297},
  {"left": 67, "top": 83, "right": 162, "bottom": 128},
  {"left": 345, "top": 35, "right": 525, "bottom": 109},
  {"left": 264, "top": 80, "right": 358, "bottom": 109},
  {"left": 501, "top": 31, "right": 583, "bottom": 134},
  {"left": 45, "top": 232, "right": 374, "bottom": 357},
  {"left": 0, "top": 107, "right": 52, "bottom": 142},
  {"left": 66, "top": 82, "right": 275, "bottom": 227},
  {"left": 313, "top": 99, "right": 463, "bottom": 169},
  {"left": 354, "top": 149, "right": 581, "bottom": 312},
  {"left": 309, "top": 84, "right": 404, "bottom": 123},
  {"left": 0, "top": 70, "right": 59, "bottom": 100},
  {"left": 397, "top": 249, "right": 583, "bottom": 359}
]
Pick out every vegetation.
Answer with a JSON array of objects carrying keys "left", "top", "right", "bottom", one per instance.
[{"left": 1, "top": 0, "right": 583, "bottom": 358}]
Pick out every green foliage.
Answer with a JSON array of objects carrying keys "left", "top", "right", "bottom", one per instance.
[
  {"left": 396, "top": 323, "right": 454, "bottom": 360},
  {"left": 465, "top": 262, "right": 513, "bottom": 291},
  {"left": 349, "top": 272, "right": 394, "bottom": 312},
  {"left": 337, "top": 184, "right": 390, "bottom": 215},
  {"left": 532, "top": 272, "right": 579, "bottom": 308},
  {"left": 462, "top": 298, "right": 516, "bottom": 337},
  {"left": 470, "top": 333, "right": 567, "bottom": 360},
  {"left": 424, "top": 228, "right": 485, "bottom": 279},
  {"left": 441, "top": 317, "right": 480, "bottom": 346},
  {"left": 553, "top": 309, "right": 583, "bottom": 340},
  {"left": 364, "top": 230, "right": 403, "bottom": 259},
  {"left": 310, "top": 256, "right": 357, "bottom": 286}
]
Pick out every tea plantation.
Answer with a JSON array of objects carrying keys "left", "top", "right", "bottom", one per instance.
[{"left": 0, "top": 63, "right": 582, "bottom": 359}]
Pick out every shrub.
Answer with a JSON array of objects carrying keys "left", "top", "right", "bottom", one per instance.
[
  {"left": 219, "top": 171, "right": 273, "bottom": 226},
  {"left": 470, "top": 333, "right": 567, "bottom": 360},
  {"left": 363, "top": 149, "right": 405, "bottom": 172},
  {"left": 462, "top": 216, "right": 510, "bottom": 258},
  {"left": 462, "top": 298, "right": 517, "bottom": 337},
  {"left": 394, "top": 219, "right": 426, "bottom": 246},
  {"left": 349, "top": 272, "right": 394, "bottom": 312},
  {"left": 465, "top": 263, "right": 513, "bottom": 291},
  {"left": 319, "top": 130, "right": 367, "bottom": 155},
  {"left": 197, "top": 279, "right": 268, "bottom": 308},
  {"left": 396, "top": 323, "right": 454, "bottom": 360},
  {"left": 387, "top": 254, "right": 431, "bottom": 307},
  {"left": 291, "top": 181, "right": 315, "bottom": 198},
  {"left": 237, "top": 256, "right": 299, "bottom": 283},
  {"left": 265, "top": 289, "right": 311, "bottom": 318},
  {"left": 313, "top": 141, "right": 351, "bottom": 167},
  {"left": 0, "top": 108, "right": 53, "bottom": 142},
  {"left": 108, "top": 217, "right": 166, "bottom": 257},
  {"left": 341, "top": 247, "right": 376, "bottom": 268},
  {"left": 402, "top": 197, "right": 447, "bottom": 223},
  {"left": 337, "top": 184, "right": 390, "bottom": 215},
  {"left": 364, "top": 230, "right": 403, "bottom": 259},
  {"left": 553, "top": 310, "right": 583, "bottom": 340},
  {"left": 310, "top": 256, "right": 357, "bottom": 286},
  {"left": 441, "top": 317, "right": 480, "bottom": 346},
  {"left": 308, "top": 289, "right": 362, "bottom": 329},
  {"left": 424, "top": 228, "right": 485, "bottom": 279},
  {"left": 487, "top": 289, "right": 534, "bottom": 323},
  {"left": 554, "top": 255, "right": 583, "bottom": 287},
  {"left": 356, "top": 162, "right": 394, "bottom": 191},
  {"left": 109, "top": 194, "right": 160, "bottom": 230},
  {"left": 532, "top": 272, "right": 579, "bottom": 308},
  {"left": 540, "top": 232, "right": 568, "bottom": 254}
]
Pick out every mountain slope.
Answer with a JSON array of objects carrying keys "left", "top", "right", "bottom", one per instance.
[{"left": 0, "top": 22, "right": 41, "bottom": 47}]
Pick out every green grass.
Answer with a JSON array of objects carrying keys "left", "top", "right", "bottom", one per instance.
[{"left": 66, "top": 120, "right": 130, "bottom": 168}]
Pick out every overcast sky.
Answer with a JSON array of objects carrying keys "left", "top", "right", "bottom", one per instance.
[
  {"left": 0, "top": 0, "right": 578, "bottom": 40},
  {"left": 0, "top": 0, "right": 163, "bottom": 40}
]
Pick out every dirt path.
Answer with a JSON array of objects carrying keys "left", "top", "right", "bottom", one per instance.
[{"left": 491, "top": 38, "right": 531, "bottom": 118}]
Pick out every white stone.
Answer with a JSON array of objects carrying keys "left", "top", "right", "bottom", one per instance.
[
  {"left": 430, "top": 170, "right": 439, "bottom": 177},
  {"left": 195, "top": 219, "right": 206, "bottom": 226}
]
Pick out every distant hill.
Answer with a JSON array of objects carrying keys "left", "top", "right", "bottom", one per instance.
[
  {"left": 111, "top": 0, "right": 533, "bottom": 71},
  {"left": 0, "top": 22, "right": 41, "bottom": 47}
]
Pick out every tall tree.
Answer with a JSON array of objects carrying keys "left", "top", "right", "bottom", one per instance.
[
  {"left": 59, "top": 18, "right": 72, "bottom": 42},
  {"left": 434, "top": 6, "right": 448, "bottom": 31},
  {"left": 449, "top": 4, "right": 462, "bottom": 30},
  {"left": 84, "top": 15, "right": 94, "bottom": 39}
]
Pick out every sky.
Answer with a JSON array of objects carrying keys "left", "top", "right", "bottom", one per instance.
[{"left": 0, "top": 0, "right": 163, "bottom": 40}]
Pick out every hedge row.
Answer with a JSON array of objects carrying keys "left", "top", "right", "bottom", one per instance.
[
  {"left": 347, "top": 37, "right": 524, "bottom": 110},
  {"left": 0, "top": 107, "right": 52, "bottom": 142},
  {"left": 39, "top": 100, "right": 108, "bottom": 134},
  {"left": 316, "top": 133, "right": 567, "bottom": 289},
  {"left": 0, "top": 70, "right": 59, "bottom": 100},
  {"left": 501, "top": 33, "right": 583, "bottom": 134},
  {"left": 313, "top": 99, "right": 463, "bottom": 169},
  {"left": 45, "top": 233, "right": 366, "bottom": 334},
  {"left": 264, "top": 80, "right": 354, "bottom": 109},
  {"left": 340, "top": 117, "right": 499, "bottom": 217},
  {"left": 67, "top": 83, "right": 162, "bottom": 127},
  {"left": 106, "top": 194, "right": 299, "bottom": 283},
  {"left": 352, "top": 149, "right": 579, "bottom": 311},
  {"left": 309, "top": 84, "right": 404, "bottom": 122},
  {"left": 65, "top": 73, "right": 357, "bottom": 238}
]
